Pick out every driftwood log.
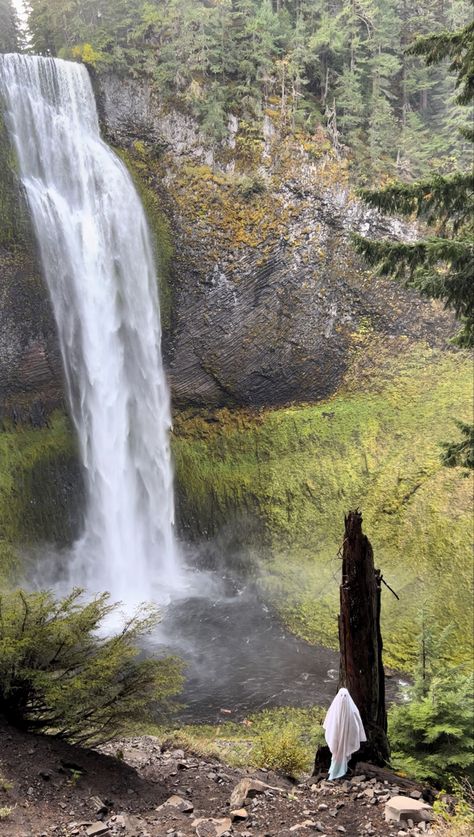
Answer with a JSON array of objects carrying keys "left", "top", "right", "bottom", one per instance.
[{"left": 314, "top": 510, "right": 391, "bottom": 775}]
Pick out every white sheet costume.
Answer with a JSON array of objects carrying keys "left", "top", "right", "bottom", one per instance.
[{"left": 323, "top": 687, "right": 367, "bottom": 780}]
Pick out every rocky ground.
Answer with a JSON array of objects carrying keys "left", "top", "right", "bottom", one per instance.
[{"left": 0, "top": 724, "right": 436, "bottom": 837}]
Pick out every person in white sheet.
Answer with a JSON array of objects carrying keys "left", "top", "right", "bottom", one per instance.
[{"left": 323, "top": 687, "right": 367, "bottom": 780}]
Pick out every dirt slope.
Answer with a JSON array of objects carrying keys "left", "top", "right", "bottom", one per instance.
[{"left": 0, "top": 723, "right": 436, "bottom": 837}]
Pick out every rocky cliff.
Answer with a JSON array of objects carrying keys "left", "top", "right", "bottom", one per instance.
[
  {"left": 0, "top": 113, "right": 65, "bottom": 424},
  {"left": 98, "top": 74, "right": 456, "bottom": 408},
  {"left": 0, "top": 71, "right": 457, "bottom": 418}
]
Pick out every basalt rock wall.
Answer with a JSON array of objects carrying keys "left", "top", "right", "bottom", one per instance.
[
  {"left": 98, "top": 74, "right": 456, "bottom": 409},
  {"left": 0, "top": 111, "right": 65, "bottom": 424}
]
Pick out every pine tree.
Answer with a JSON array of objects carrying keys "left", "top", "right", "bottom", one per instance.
[
  {"left": 23, "top": 0, "right": 471, "bottom": 173},
  {"left": 389, "top": 669, "right": 474, "bottom": 785},
  {"left": 353, "top": 14, "right": 474, "bottom": 467},
  {"left": 0, "top": 588, "right": 182, "bottom": 744},
  {"left": 0, "top": 0, "right": 18, "bottom": 52},
  {"left": 389, "top": 620, "right": 474, "bottom": 786}
]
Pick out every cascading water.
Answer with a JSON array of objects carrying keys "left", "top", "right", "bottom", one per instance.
[{"left": 0, "top": 54, "right": 180, "bottom": 607}]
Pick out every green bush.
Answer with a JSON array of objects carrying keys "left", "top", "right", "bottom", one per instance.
[
  {"left": 389, "top": 669, "right": 474, "bottom": 787},
  {"left": 432, "top": 779, "right": 474, "bottom": 836},
  {"left": 252, "top": 722, "right": 309, "bottom": 777},
  {"left": 0, "top": 588, "right": 182, "bottom": 745},
  {"left": 234, "top": 174, "right": 266, "bottom": 200}
]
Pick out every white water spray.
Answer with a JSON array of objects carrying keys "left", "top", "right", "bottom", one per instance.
[{"left": 0, "top": 54, "right": 180, "bottom": 607}]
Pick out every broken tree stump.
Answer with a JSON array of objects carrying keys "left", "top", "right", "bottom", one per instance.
[
  {"left": 338, "top": 509, "right": 390, "bottom": 765},
  {"left": 314, "top": 510, "right": 390, "bottom": 775}
]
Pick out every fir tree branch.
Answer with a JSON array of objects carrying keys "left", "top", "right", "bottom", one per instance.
[{"left": 357, "top": 173, "right": 474, "bottom": 229}]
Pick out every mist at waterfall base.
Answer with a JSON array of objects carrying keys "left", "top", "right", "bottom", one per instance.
[{"left": 0, "top": 54, "right": 401, "bottom": 720}]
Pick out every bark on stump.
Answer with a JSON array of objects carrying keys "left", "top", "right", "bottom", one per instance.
[{"left": 314, "top": 510, "right": 390, "bottom": 774}]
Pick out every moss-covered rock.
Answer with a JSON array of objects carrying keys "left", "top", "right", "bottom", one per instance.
[
  {"left": 172, "top": 341, "right": 473, "bottom": 672},
  {"left": 0, "top": 412, "right": 83, "bottom": 582},
  {"left": 0, "top": 102, "right": 65, "bottom": 423}
]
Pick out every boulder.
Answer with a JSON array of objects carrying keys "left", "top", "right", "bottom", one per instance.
[
  {"left": 85, "top": 825, "right": 109, "bottom": 837},
  {"left": 385, "top": 796, "right": 433, "bottom": 823},
  {"left": 230, "top": 808, "right": 247, "bottom": 821},
  {"left": 229, "top": 777, "right": 282, "bottom": 809},
  {"left": 156, "top": 794, "right": 194, "bottom": 814},
  {"left": 193, "top": 817, "right": 232, "bottom": 837}
]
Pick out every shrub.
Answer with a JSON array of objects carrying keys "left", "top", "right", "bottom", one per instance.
[
  {"left": 389, "top": 669, "right": 474, "bottom": 787},
  {"left": 252, "top": 722, "right": 309, "bottom": 777},
  {"left": 0, "top": 588, "right": 182, "bottom": 745},
  {"left": 235, "top": 174, "right": 266, "bottom": 200},
  {"left": 432, "top": 778, "right": 474, "bottom": 836}
]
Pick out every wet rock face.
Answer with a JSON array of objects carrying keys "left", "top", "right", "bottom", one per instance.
[
  {"left": 98, "top": 75, "right": 456, "bottom": 409},
  {"left": 0, "top": 247, "right": 64, "bottom": 423},
  {"left": 167, "top": 245, "right": 350, "bottom": 407},
  {"left": 97, "top": 75, "right": 211, "bottom": 161},
  {"left": 0, "top": 108, "right": 66, "bottom": 423}
]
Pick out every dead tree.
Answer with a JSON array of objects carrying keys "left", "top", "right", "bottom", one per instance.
[{"left": 314, "top": 510, "right": 390, "bottom": 774}]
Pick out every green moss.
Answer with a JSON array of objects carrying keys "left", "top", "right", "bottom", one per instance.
[
  {"left": 115, "top": 147, "right": 174, "bottom": 331},
  {"left": 0, "top": 109, "right": 31, "bottom": 249},
  {"left": 0, "top": 412, "right": 80, "bottom": 582},
  {"left": 173, "top": 344, "right": 473, "bottom": 672}
]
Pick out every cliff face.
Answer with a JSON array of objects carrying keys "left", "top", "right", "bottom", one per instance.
[
  {"left": 98, "top": 75, "right": 455, "bottom": 408},
  {"left": 94, "top": 77, "right": 473, "bottom": 672},
  {"left": 0, "top": 114, "right": 82, "bottom": 569},
  {"left": 0, "top": 72, "right": 457, "bottom": 418},
  {"left": 0, "top": 114, "right": 64, "bottom": 424},
  {"left": 0, "top": 72, "right": 471, "bottom": 668}
]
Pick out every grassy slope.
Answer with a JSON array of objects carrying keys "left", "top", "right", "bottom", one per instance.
[{"left": 173, "top": 339, "right": 473, "bottom": 672}]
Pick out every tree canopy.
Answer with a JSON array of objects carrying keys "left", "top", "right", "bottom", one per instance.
[
  {"left": 0, "top": 0, "right": 18, "bottom": 52},
  {"left": 353, "top": 11, "right": 474, "bottom": 468},
  {"left": 21, "top": 0, "right": 471, "bottom": 180}
]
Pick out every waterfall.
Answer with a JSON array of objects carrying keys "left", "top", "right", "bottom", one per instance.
[{"left": 0, "top": 54, "right": 180, "bottom": 607}]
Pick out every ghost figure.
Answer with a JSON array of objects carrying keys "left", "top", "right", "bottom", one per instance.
[{"left": 323, "top": 687, "right": 367, "bottom": 780}]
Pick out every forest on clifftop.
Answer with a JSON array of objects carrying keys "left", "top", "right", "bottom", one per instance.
[{"left": 3, "top": 0, "right": 471, "bottom": 180}]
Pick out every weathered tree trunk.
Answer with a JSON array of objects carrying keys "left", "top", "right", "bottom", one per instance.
[
  {"left": 338, "top": 510, "right": 390, "bottom": 765},
  {"left": 314, "top": 510, "right": 390, "bottom": 775}
]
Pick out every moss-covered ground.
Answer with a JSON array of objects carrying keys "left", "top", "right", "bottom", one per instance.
[
  {"left": 173, "top": 341, "right": 473, "bottom": 673},
  {"left": 137, "top": 705, "right": 325, "bottom": 773},
  {"left": 0, "top": 412, "right": 79, "bottom": 583}
]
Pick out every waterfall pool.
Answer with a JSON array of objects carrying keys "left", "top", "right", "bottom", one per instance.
[{"left": 146, "top": 572, "right": 405, "bottom": 723}]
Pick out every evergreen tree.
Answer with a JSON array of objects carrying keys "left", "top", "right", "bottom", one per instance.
[
  {"left": 23, "top": 0, "right": 471, "bottom": 173},
  {"left": 0, "top": 0, "right": 18, "bottom": 53},
  {"left": 0, "top": 588, "right": 182, "bottom": 744},
  {"left": 389, "top": 669, "right": 474, "bottom": 785},
  {"left": 353, "top": 13, "right": 474, "bottom": 467},
  {"left": 389, "top": 620, "right": 474, "bottom": 786}
]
